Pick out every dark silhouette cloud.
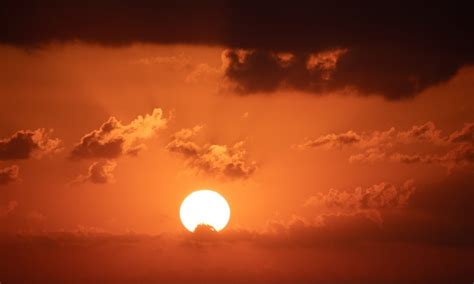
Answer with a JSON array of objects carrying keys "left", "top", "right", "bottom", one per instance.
[
  {"left": 0, "top": 129, "right": 60, "bottom": 160},
  {"left": 2, "top": 1, "right": 473, "bottom": 99},
  {"left": 0, "top": 165, "right": 20, "bottom": 185}
]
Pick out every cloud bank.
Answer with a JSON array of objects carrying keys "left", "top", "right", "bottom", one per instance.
[{"left": 2, "top": 1, "right": 474, "bottom": 99}]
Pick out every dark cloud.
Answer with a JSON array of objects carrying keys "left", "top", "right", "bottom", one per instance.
[
  {"left": 167, "top": 126, "right": 257, "bottom": 179},
  {"left": 0, "top": 165, "right": 20, "bottom": 185},
  {"left": 222, "top": 47, "right": 460, "bottom": 99},
  {"left": 73, "top": 160, "right": 117, "bottom": 184},
  {"left": 0, "top": 129, "right": 60, "bottom": 160},
  {"left": 2, "top": 1, "right": 473, "bottom": 99},
  {"left": 70, "top": 108, "right": 167, "bottom": 159}
]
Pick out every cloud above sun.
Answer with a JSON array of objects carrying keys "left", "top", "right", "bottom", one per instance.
[
  {"left": 3, "top": 2, "right": 474, "bottom": 99},
  {"left": 70, "top": 108, "right": 168, "bottom": 160},
  {"left": 167, "top": 126, "right": 257, "bottom": 180},
  {"left": 0, "top": 129, "right": 60, "bottom": 160}
]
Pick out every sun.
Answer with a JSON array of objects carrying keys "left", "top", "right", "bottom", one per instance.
[{"left": 179, "top": 190, "right": 231, "bottom": 232}]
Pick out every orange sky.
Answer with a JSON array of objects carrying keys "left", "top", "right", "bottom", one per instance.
[{"left": 1, "top": 31, "right": 474, "bottom": 284}]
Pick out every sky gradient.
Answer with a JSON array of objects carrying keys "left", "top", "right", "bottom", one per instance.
[{"left": 1, "top": 2, "right": 474, "bottom": 283}]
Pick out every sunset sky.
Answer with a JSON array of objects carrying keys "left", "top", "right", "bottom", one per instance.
[{"left": 1, "top": 2, "right": 474, "bottom": 283}]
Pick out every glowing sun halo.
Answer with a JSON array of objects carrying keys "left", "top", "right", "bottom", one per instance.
[{"left": 180, "top": 190, "right": 231, "bottom": 232}]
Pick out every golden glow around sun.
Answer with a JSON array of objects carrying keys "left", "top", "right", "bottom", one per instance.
[{"left": 179, "top": 190, "right": 231, "bottom": 232}]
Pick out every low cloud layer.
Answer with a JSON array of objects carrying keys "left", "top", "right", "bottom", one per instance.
[
  {"left": 0, "top": 129, "right": 60, "bottom": 160},
  {"left": 167, "top": 126, "right": 257, "bottom": 179},
  {"left": 1, "top": 173, "right": 474, "bottom": 283},
  {"left": 71, "top": 108, "right": 167, "bottom": 159}
]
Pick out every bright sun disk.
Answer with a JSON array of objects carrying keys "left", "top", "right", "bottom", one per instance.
[{"left": 179, "top": 189, "right": 231, "bottom": 232}]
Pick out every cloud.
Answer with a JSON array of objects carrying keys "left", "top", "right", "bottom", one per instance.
[
  {"left": 302, "top": 122, "right": 474, "bottom": 172},
  {"left": 437, "top": 144, "right": 474, "bottom": 171},
  {"left": 391, "top": 124, "right": 474, "bottom": 171},
  {"left": 71, "top": 108, "right": 167, "bottom": 159},
  {"left": 304, "top": 180, "right": 415, "bottom": 225},
  {"left": 298, "top": 127, "right": 396, "bottom": 150},
  {"left": 349, "top": 148, "right": 387, "bottom": 164},
  {"left": 390, "top": 144, "right": 474, "bottom": 172},
  {"left": 396, "top": 121, "right": 443, "bottom": 144},
  {"left": 299, "top": 122, "right": 442, "bottom": 151},
  {"left": 3, "top": 2, "right": 474, "bottom": 99},
  {"left": 166, "top": 126, "right": 203, "bottom": 158},
  {"left": 73, "top": 160, "right": 117, "bottom": 184},
  {"left": 448, "top": 122, "right": 474, "bottom": 143},
  {"left": 0, "top": 165, "right": 20, "bottom": 185},
  {"left": 0, "top": 201, "right": 18, "bottom": 217},
  {"left": 0, "top": 129, "right": 60, "bottom": 160},
  {"left": 389, "top": 153, "right": 426, "bottom": 164},
  {"left": 298, "top": 130, "right": 361, "bottom": 149},
  {"left": 167, "top": 126, "right": 257, "bottom": 179},
  {"left": 221, "top": 45, "right": 472, "bottom": 99}
]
